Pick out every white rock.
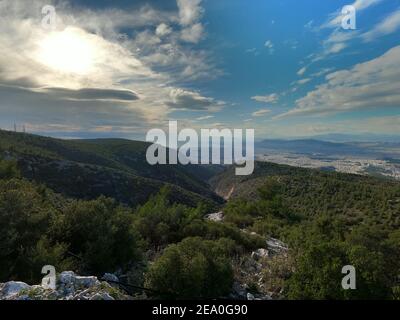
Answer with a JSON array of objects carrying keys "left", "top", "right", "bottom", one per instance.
[
  {"left": 75, "top": 276, "right": 99, "bottom": 288},
  {"left": 266, "top": 237, "right": 288, "bottom": 253},
  {"left": 59, "top": 271, "right": 76, "bottom": 285},
  {"left": 205, "top": 211, "right": 224, "bottom": 222},
  {"left": 247, "top": 293, "right": 255, "bottom": 300},
  {"left": 251, "top": 248, "right": 269, "bottom": 260},
  {"left": 1, "top": 281, "right": 30, "bottom": 298}
]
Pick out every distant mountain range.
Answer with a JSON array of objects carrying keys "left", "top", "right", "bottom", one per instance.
[
  {"left": 256, "top": 139, "right": 400, "bottom": 160},
  {"left": 306, "top": 133, "right": 400, "bottom": 143}
]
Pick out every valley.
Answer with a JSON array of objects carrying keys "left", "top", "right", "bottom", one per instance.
[{"left": 256, "top": 139, "right": 400, "bottom": 180}]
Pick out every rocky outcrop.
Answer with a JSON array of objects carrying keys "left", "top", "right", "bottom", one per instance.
[
  {"left": 266, "top": 237, "right": 288, "bottom": 255},
  {"left": 230, "top": 281, "right": 272, "bottom": 300},
  {"left": 0, "top": 281, "right": 30, "bottom": 298},
  {"left": 205, "top": 211, "right": 224, "bottom": 222},
  {"left": 251, "top": 248, "right": 269, "bottom": 260},
  {"left": 0, "top": 271, "right": 131, "bottom": 300},
  {"left": 231, "top": 235, "right": 289, "bottom": 300}
]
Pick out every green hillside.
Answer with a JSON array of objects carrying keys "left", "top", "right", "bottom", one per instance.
[
  {"left": 0, "top": 130, "right": 223, "bottom": 208},
  {"left": 212, "top": 161, "right": 400, "bottom": 229},
  {"left": 1, "top": 132, "right": 400, "bottom": 300},
  {"left": 211, "top": 162, "right": 400, "bottom": 299}
]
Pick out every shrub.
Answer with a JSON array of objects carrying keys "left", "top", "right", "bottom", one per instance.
[
  {"left": 145, "top": 237, "right": 234, "bottom": 299},
  {"left": 0, "top": 159, "right": 20, "bottom": 180},
  {"left": 53, "top": 196, "right": 144, "bottom": 274},
  {"left": 134, "top": 188, "right": 203, "bottom": 247},
  {"left": 0, "top": 179, "right": 54, "bottom": 282}
]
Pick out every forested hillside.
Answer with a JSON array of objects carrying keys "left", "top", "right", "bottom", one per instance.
[
  {"left": 0, "top": 130, "right": 223, "bottom": 208},
  {"left": 1, "top": 133, "right": 400, "bottom": 300},
  {"left": 0, "top": 158, "right": 265, "bottom": 299},
  {"left": 212, "top": 162, "right": 400, "bottom": 299}
]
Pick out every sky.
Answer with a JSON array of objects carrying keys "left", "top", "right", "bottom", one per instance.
[{"left": 0, "top": 0, "right": 399, "bottom": 141}]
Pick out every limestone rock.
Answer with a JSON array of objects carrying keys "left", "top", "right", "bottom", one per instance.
[
  {"left": 266, "top": 237, "right": 288, "bottom": 254},
  {"left": 1, "top": 281, "right": 30, "bottom": 298},
  {"left": 75, "top": 276, "right": 100, "bottom": 289},
  {"left": 205, "top": 211, "right": 224, "bottom": 222},
  {"left": 251, "top": 248, "right": 269, "bottom": 260},
  {"left": 0, "top": 271, "right": 131, "bottom": 300}
]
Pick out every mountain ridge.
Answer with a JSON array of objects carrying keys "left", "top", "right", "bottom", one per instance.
[{"left": 0, "top": 129, "right": 223, "bottom": 208}]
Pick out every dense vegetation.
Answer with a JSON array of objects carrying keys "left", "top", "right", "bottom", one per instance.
[
  {"left": 0, "top": 158, "right": 261, "bottom": 299},
  {"left": 1, "top": 131, "right": 400, "bottom": 300},
  {"left": 0, "top": 130, "right": 223, "bottom": 208},
  {"left": 219, "top": 166, "right": 400, "bottom": 299},
  {"left": 145, "top": 237, "right": 235, "bottom": 299}
]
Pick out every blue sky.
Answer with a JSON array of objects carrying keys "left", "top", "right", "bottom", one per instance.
[{"left": 0, "top": 0, "right": 399, "bottom": 140}]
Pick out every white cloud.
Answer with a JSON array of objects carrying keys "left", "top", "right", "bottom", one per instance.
[
  {"left": 322, "top": 0, "right": 383, "bottom": 29},
  {"left": 181, "top": 23, "right": 204, "bottom": 43},
  {"left": 264, "top": 40, "right": 274, "bottom": 54},
  {"left": 284, "top": 39, "right": 299, "bottom": 50},
  {"left": 175, "top": 0, "right": 205, "bottom": 44},
  {"left": 311, "top": 68, "right": 335, "bottom": 78},
  {"left": 362, "top": 10, "right": 400, "bottom": 41},
  {"left": 251, "top": 93, "right": 278, "bottom": 103},
  {"left": 71, "top": 5, "right": 178, "bottom": 38},
  {"left": 196, "top": 115, "right": 214, "bottom": 121},
  {"left": 177, "top": 0, "right": 204, "bottom": 26},
  {"left": 167, "top": 88, "right": 225, "bottom": 112},
  {"left": 294, "top": 78, "right": 311, "bottom": 86},
  {"left": 353, "top": 0, "right": 384, "bottom": 11},
  {"left": 252, "top": 109, "right": 271, "bottom": 117},
  {"left": 0, "top": 23, "right": 155, "bottom": 90},
  {"left": 0, "top": 0, "right": 223, "bottom": 134},
  {"left": 297, "top": 67, "right": 307, "bottom": 76},
  {"left": 156, "top": 23, "right": 172, "bottom": 37},
  {"left": 278, "top": 46, "right": 400, "bottom": 118},
  {"left": 311, "top": 0, "right": 381, "bottom": 62},
  {"left": 312, "top": 30, "right": 355, "bottom": 62},
  {"left": 304, "top": 20, "right": 314, "bottom": 29},
  {"left": 246, "top": 48, "right": 260, "bottom": 56},
  {"left": 326, "top": 42, "right": 348, "bottom": 54}
]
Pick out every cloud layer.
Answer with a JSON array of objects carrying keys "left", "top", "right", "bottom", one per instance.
[
  {"left": 279, "top": 46, "right": 400, "bottom": 118},
  {"left": 0, "top": 0, "right": 222, "bottom": 134}
]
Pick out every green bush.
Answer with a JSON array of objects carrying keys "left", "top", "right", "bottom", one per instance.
[
  {"left": 145, "top": 237, "right": 234, "bottom": 299},
  {"left": 134, "top": 188, "right": 204, "bottom": 247},
  {"left": 53, "top": 196, "right": 144, "bottom": 274},
  {"left": 0, "top": 179, "right": 69, "bottom": 282},
  {"left": 0, "top": 159, "right": 20, "bottom": 180},
  {"left": 285, "top": 221, "right": 399, "bottom": 300},
  {"left": 0, "top": 178, "right": 145, "bottom": 282}
]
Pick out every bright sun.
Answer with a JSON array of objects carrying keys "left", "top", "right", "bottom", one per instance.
[{"left": 36, "top": 27, "right": 96, "bottom": 75}]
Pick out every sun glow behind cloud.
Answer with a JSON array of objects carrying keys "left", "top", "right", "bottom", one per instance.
[{"left": 35, "top": 27, "right": 96, "bottom": 75}]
